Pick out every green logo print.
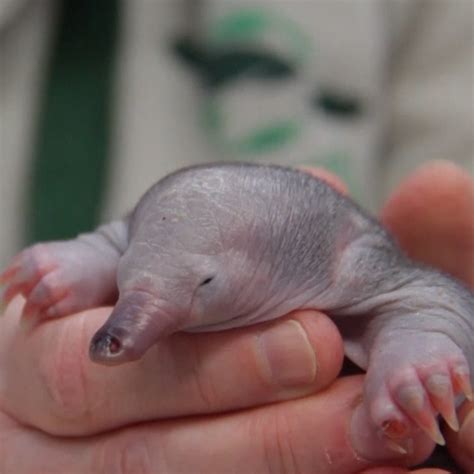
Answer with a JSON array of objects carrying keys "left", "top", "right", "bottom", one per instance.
[
  {"left": 207, "top": 9, "right": 311, "bottom": 65},
  {"left": 205, "top": 9, "right": 311, "bottom": 155},
  {"left": 171, "top": 7, "right": 363, "bottom": 196},
  {"left": 173, "top": 8, "right": 311, "bottom": 155}
]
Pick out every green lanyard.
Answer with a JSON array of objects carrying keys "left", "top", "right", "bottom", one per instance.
[{"left": 26, "top": 0, "right": 119, "bottom": 244}]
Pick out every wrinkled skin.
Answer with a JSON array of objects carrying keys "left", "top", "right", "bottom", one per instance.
[{"left": 1, "top": 162, "right": 473, "bottom": 456}]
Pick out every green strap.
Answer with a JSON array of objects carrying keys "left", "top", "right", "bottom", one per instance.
[{"left": 26, "top": 0, "right": 119, "bottom": 243}]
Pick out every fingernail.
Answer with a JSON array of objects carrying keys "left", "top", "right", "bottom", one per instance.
[
  {"left": 257, "top": 320, "right": 317, "bottom": 388},
  {"left": 459, "top": 409, "right": 474, "bottom": 459},
  {"left": 350, "top": 404, "right": 412, "bottom": 461}
]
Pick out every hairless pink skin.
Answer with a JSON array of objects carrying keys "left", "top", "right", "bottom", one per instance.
[{"left": 1, "top": 163, "right": 473, "bottom": 455}]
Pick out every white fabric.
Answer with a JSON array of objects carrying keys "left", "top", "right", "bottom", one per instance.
[
  {"left": 0, "top": 0, "right": 55, "bottom": 267},
  {"left": 105, "top": 0, "right": 472, "bottom": 219}
]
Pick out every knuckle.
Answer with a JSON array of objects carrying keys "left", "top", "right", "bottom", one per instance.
[
  {"left": 93, "top": 434, "right": 156, "bottom": 474},
  {"left": 260, "top": 408, "right": 301, "bottom": 474},
  {"left": 193, "top": 370, "right": 215, "bottom": 412},
  {"left": 190, "top": 338, "right": 220, "bottom": 411},
  {"left": 37, "top": 316, "right": 91, "bottom": 429}
]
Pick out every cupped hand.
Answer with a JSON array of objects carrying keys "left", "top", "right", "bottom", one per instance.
[
  {"left": 1, "top": 300, "right": 428, "bottom": 473},
  {"left": 3, "top": 298, "right": 434, "bottom": 473},
  {"left": 0, "top": 162, "right": 472, "bottom": 473}
]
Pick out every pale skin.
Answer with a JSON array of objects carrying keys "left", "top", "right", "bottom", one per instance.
[{"left": 0, "top": 162, "right": 472, "bottom": 473}]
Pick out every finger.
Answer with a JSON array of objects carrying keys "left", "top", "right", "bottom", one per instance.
[
  {"left": 445, "top": 400, "right": 474, "bottom": 473},
  {"left": 0, "top": 412, "right": 90, "bottom": 474},
  {"left": 299, "top": 166, "right": 349, "bottom": 195},
  {"left": 0, "top": 377, "right": 435, "bottom": 474},
  {"left": 0, "top": 297, "right": 344, "bottom": 436},
  {"left": 381, "top": 161, "right": 474, "bottom": 288}
]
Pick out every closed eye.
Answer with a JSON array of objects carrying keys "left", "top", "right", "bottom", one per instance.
[{"left": 199, "top": 276, "right": 214, "bottom": 287}]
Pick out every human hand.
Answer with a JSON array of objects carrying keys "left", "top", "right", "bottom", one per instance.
[
  {"left": 381, "top": 160, "right": 474, "bottom": 473},
  {"left": 305, "top": 161, "right": 474, "bottom": 473},
  {"left": 0, "top": 162, "right": 472, "bottom": 473},
  {"left": 0, "top": 296, "right": 432, "bottom": 473}
]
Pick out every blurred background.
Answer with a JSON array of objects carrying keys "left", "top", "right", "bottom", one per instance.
[{"left": 1, "top": 0, "right": 473, "bottom": 268}]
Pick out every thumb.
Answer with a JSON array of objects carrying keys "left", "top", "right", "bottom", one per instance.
[{"left": 381, "top": 160, "right": 474, "bottom": 287}]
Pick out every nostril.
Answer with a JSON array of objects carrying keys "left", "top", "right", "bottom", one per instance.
[
  {"left": 108, "top": 335, "right": 121, "bottom": 354},
  {"left": 89, "top": 331, "right": 124, "bottom": 360}
]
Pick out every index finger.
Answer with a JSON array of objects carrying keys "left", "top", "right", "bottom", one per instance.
[{"left": 0, "top": 297, "right": 343, "bottom": 437}]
